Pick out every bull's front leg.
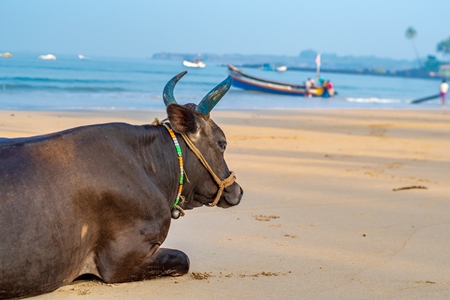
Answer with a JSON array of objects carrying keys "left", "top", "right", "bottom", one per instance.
[
  {"left": 99, "top": 245, "right": 190, "bottom": 283},
  {"left": 144, "top": 247, "right": 190, "bottom": 278}
]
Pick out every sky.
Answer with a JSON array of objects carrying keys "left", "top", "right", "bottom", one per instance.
[{"left": 1, "top": 0, "right": 449, "bottom": 61}]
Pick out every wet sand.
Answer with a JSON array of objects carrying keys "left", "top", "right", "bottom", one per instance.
[{"left": 1, "top": 108, "right": 450, "bottom": 299}]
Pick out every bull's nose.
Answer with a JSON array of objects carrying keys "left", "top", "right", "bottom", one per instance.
[
  {"left": 224, "top": 183, "right": 242, "bottom": 206},
  {"left": 231, "top": 188, "right": 243, "bottom": 206}
]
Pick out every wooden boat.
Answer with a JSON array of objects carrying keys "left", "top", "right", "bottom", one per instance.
[
  {"left": 182, "top": 60, "right": 206, "bottom": 68},
  {"left": 228, "top": 65, "right": 333, "bottom": 97}
]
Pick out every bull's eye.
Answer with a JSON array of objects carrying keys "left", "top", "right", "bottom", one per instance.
[{"left": 218, "top": 140, "right": 227, "bottom": 151}]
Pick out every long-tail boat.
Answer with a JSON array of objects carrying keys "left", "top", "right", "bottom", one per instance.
[{"left": 228, "top": 64, "right": 334, "bottom": 97}]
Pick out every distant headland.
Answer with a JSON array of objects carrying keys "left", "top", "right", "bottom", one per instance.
[{"left": 153, "top": 50, "right": 449, "bottom": 80}]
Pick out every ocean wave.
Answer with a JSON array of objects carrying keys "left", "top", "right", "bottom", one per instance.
[
  {"left": 0, "top": 84, "right": 127, "bottom": 93},
  {"left": 0, "top": 76, "right": 129, "bottom": 85},
  {"left": 345, "top": 97, "right": 402, "bottom": 104}
]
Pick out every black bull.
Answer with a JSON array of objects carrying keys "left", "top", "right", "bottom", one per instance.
[{"left": 0, "top": 72, "right": 243, "bottom": 299}]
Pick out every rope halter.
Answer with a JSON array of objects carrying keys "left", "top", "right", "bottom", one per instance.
[
  {"left": 155, "top": 119, "right": 236, "bottom": 218},
  {"left": 179, "top": 132, "right": 236, "bottom": 207}
]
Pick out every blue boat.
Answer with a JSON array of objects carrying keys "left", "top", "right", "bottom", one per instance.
[{"left": 228, "top": 64, "right": 334, "bottom": 97}]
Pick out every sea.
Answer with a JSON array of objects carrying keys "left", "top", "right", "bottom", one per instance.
[{"left": 0, "top": 53, "right": 444, "bottom": 111}]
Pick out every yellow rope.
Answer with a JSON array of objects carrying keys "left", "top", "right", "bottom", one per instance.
[
  {"left": 151, "top": 118, "right": 162, "bottom": 126},
  {"left": 180, "top": 133, "right": 236, "bottom": 206},
  {"left": 174, "top": 204, "right": 186, "bottom": 216}
]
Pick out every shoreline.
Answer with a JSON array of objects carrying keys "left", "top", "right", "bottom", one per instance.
[
  {"left": 1, "top": 108, "right": 448, "bottom": 138},
  {"left": 2, "top": 108, "right": 450, "bottom": 299}
]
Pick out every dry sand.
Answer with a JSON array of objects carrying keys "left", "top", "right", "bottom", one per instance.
[{"left": 1, "top": 108, "right": 450, "bottom": 299}]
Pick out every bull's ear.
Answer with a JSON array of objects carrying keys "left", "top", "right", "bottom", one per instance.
[{"left": 167, "top": 104, "right": 198, "bottom": 134}]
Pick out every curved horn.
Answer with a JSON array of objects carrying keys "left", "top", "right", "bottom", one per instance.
[
  {"left": 196, "top": 76, "right": 232, "bottom": 115},
  {"left": 163, "top": 71, "right": 188, "bottom": 107}
]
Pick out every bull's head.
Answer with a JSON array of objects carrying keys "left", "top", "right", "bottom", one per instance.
[{"left": 163, "top": 71, "right": 243, "bottom": 211}]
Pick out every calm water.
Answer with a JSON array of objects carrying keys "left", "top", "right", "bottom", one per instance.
[{"left": 0, "top": 53, "right": 444, "bottom": 111}]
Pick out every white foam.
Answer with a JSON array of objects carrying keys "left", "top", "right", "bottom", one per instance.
[{"left": 345, "top": 97, "right": 402, "bottom": 104}]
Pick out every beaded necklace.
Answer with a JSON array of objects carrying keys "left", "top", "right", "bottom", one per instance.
[{"left": 161, "top": 123, "right": 184, "bottom": 208}]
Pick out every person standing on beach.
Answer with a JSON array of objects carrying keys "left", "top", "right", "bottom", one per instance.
[{"left": 440, "top": 79, "right": 448, "bottom": 106}]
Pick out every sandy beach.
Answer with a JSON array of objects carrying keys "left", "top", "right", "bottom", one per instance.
[{"left": 1, "top": 108, "right": 450, "bottom": 300}]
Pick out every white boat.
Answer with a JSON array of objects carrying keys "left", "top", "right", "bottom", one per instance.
[
  {"left": 38, "top": 54, "right": 57, "bottom": 60},
  {"left": 78, "top": 54, "right": 89, "bottom": 60},
  {"left": 261, "top": 63, "right": 288, "bottom": 72},
  {"left": 0, "top": 52, "right": 12, "bottom": 58},
  {"left": 182, "top": 60, "right": 206, "bottom": 68},
  {"left": 275, "top": 65, "right": 288, "bottom": 72}
]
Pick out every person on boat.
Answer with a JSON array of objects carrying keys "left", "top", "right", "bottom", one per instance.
[
  {"left": 440, "top": 79, "right": 448, "bottom": 106},
  {"left": 318, "top": 77, "right": 326, "bottom": 87},
  {"left": 322, "top": 80, "right": 334, "bottom": 97},
  {"left": 327, "top": 80, "right": 335, "bottom": 96},
  {"left": 322, "top": 80, "right": 329, "bottom": 95},
  {"left": 305, "top": 78, "right": 313, "bottom": 98}
]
